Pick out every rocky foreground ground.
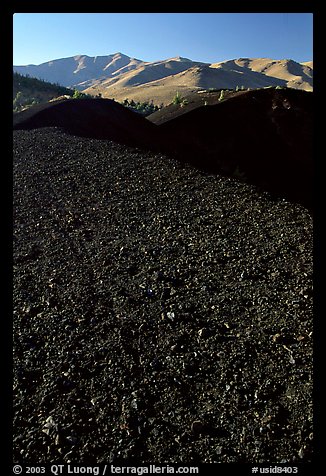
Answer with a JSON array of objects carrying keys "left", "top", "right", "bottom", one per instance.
[{"left": 13, "top": 127, "right": 313, "bottom": 464}]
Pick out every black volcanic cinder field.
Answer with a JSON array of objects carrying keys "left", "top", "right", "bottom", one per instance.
[
  {"left": 13, "top": 92, "right": 313, "bottom": 464},
  {"left": 14, "top": 89, "right": 313, "bottom": 209},
  {"left": 148, "top": 87, "right": 313, "bottom": 209}
]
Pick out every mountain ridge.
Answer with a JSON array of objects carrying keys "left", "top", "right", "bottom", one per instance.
[{"left": 14, "top": 52, "right": 313, "bottom": 105}]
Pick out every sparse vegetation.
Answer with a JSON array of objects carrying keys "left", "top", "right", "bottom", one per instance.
[
  {"left": 172, "top": 91, "right": 183, "bottom": 105},
  {"left": 72, "top": 89, "right": 84, "bottom": 99},
  {"left": 72, "top": 89, "right": 93, "bottom": 99},
  {"left": 121, "top": 98, "right": 161, "bottom": 116},
  {"left": 172, "top": 91, "right": 188, "bottom": 107},
  {"left": 13, "top": 72, "right": 74, "bottom": 112}
]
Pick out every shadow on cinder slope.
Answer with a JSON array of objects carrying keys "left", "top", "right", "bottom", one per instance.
[
  {"left": 13, "top": 97, "right": 163, "bottom": 150},
  {"left": 13, "top": 90, "right": 313, "bottom": 209},
  {"left": 152, "top": 88, "right": 313, "bottom": 209}
]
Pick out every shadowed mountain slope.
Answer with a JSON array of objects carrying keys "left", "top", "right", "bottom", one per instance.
[
  {"left": 13, "top": 72, "right": 74, "bottom": 112},
  {"left": 13, "top": 53, "right": 145, "bottom": 90}
]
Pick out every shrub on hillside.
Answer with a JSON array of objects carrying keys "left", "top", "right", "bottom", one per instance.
[
  {"left": 172, "top": 91, "right": 188, "bottom": 107},
  {"left": 121, "top": 98, "right": 160, "bottom": 116},
  {"left": 72, "top": 89, "right": 88, "bottom": 99}
]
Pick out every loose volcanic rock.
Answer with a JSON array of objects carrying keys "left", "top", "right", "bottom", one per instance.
[
  {"left": 13, "top": 127, "right": 313, "bottom": 464},
  {"left": 13, "top": 97, "right": 163, "bottom": 149},
  {"left": 13, "top": 89, "right": 313, "bottom": 209}
]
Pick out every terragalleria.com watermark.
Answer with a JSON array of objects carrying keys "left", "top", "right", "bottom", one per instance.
[
  {"left": 46, "top": 465, "right": 199, "bottom": 475},
  {"left": 12, "top": 464, "right": 199, "bottom": 475}
]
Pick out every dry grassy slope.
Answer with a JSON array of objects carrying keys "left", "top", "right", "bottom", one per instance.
[
  {"left": 301, "top": 61, "right": 313, "bottom": 68},
  {"left": 73, "top": 56, "right": 148, "bottom": 90},
  {"left": 84, "top": 58, "right": 313, "bottom": 105},
  {"left": 211, "top": 58, "right": 313, "bottom": 91},
  {"left": 105, "top": 58, "right": 202, "bottom": 88},
  {"left": 84, "top": 58, "right": 204, "bottom": 104}
]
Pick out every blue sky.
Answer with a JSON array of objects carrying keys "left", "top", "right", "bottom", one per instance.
[{"left": 13, "top": 13, "right": 313, "bottom": 66}]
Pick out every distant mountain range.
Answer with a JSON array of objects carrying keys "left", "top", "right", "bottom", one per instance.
[{"left": 14, "top": 52, "right": 313, "bottom": 105}]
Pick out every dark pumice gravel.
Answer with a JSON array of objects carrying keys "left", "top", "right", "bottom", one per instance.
[{"left": 13, "top": 127, "right": 313, "bottom": 464}]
